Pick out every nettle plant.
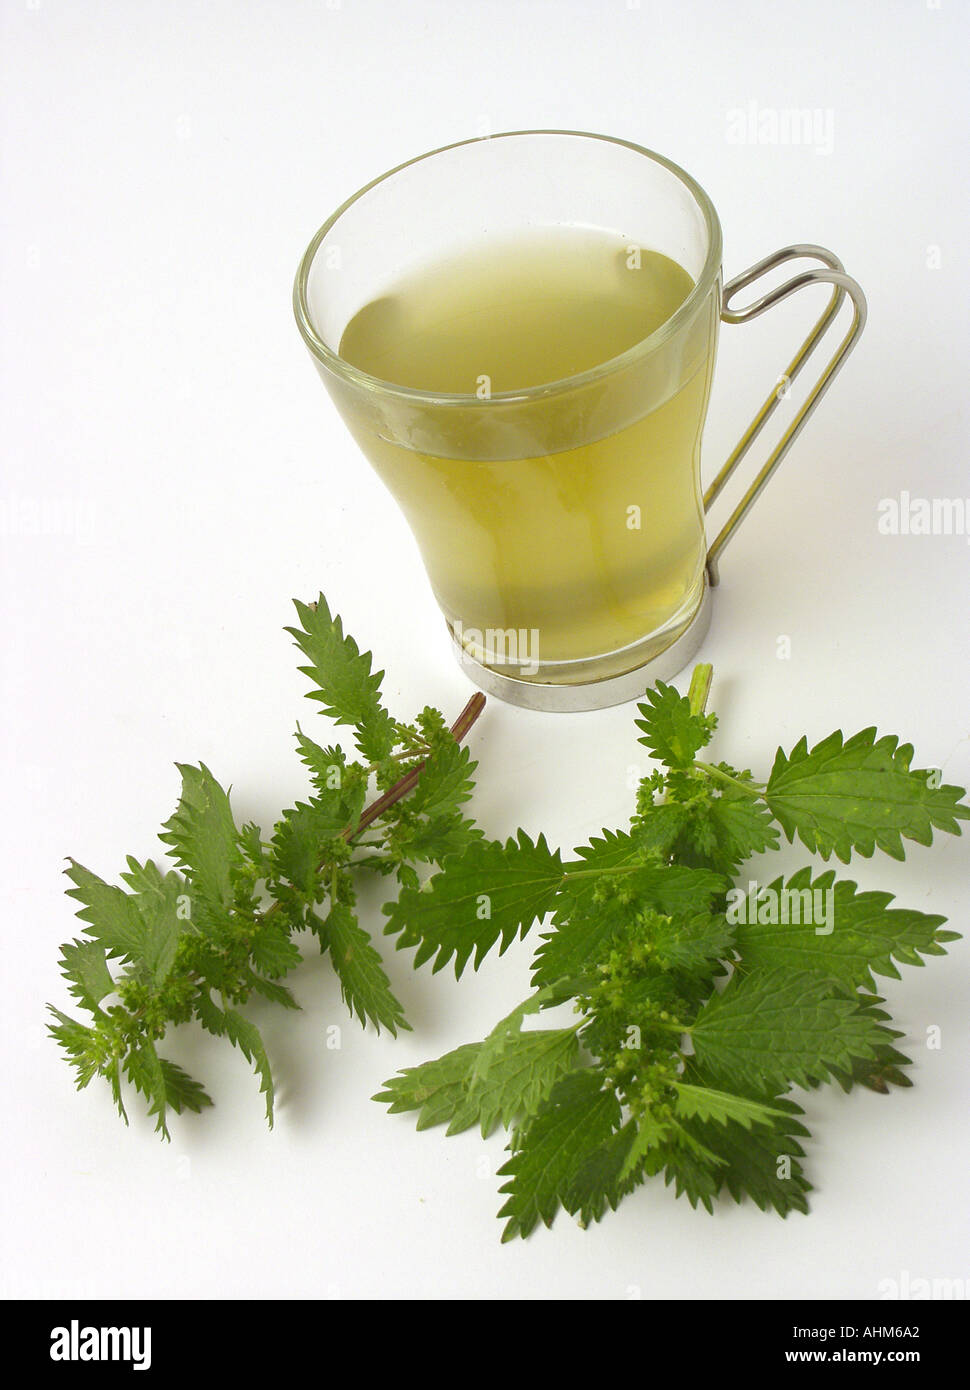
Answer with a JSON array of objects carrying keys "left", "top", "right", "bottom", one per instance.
[
  {"left": 377, "top": 666, "right": 968, "bottom": 1239},
  {"left": 49, "top": 597, "right": 485, "bottom": 1136},
  {"left": 50, "top": 600, "right": 967, "bottom": 1241}
]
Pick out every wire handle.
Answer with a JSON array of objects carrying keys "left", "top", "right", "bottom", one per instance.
[{"left": 704, "top": 244, "right": 867, "bottom": 586}]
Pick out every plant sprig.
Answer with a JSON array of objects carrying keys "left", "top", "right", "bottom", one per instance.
[
  {"left": 50, "top": 601, "right": 968, "bottom": 1243},
  {"left": 376, "top": 664, "right": 967, "bottom": 1240},
  {"left": 48, "top": 595, "right": 485, "bottom": 1138}
]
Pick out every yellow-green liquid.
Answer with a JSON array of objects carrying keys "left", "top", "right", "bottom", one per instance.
[{"left": 338, "top": 229, "right": 713, "bottom": 676}]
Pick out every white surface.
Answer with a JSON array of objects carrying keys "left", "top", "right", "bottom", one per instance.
[{"left": 2, "top": 0, "right": 968, "bottom": 1301}]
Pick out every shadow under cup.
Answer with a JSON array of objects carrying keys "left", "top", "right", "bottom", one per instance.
[{"left": 294, "top": 132, "right": 725, "bottom": 708}]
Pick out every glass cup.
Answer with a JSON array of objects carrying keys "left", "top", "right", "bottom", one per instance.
[{"left": 294, "top": 131, "right": 866, "bottom": 711}]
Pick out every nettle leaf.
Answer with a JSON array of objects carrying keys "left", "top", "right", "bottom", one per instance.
[
  {"left": 455, "top": 1029, "right": 580, "bottom": 1137},
  {"left": 677, "top": 1097, "right": 811, "bottom": 1216},
  {"left": 47, "top": 1007, "right": 104, "bottom": 1090},
  {"left": 691, "top": 967, "right": 887, "bottom": 1093},
  {"left": 672, "top": 1082, "right": 788, "bottom": 1130},
  {"left": 323, "top": 903, "right": 408, "bottom": 1036},
  {"left": 533, "top": 895, "right": 633, "bottom": 991},
  {"left": 662, "top": 1143, "right": 724, "bottom": 1214},
  {"left": 497, "top": 1069, "right": 621, "bottom": 1241},
  {"left": 385, "top": 831, "right": 564, "bottom": 977},
  {"left": 765, "top": 728, "right": 969, "bottom": 862},
  {"left": 64, "top": 861, "right": 180, "bottom": 984},
  {"left": 561, "top": 1121, "right": 647, "bottom": 1228},
  {"left": 392, "top": 812, "right": 484, "bottom": 865},
  {"left": 58, "top": 937, "right": 115, "bottom": 1013},
  {"left": 374, "top": 1044, "right": 482, "bottom": 1131},
  {"left": 533, "top": 863, "right": 727, "bottom": 989},
  {"left": 158, "top": 1059, "right": 213, "bottom": 1116},
  {"left": 118, "top": 860, "right": 184, "bottom": 984},
  {"left": 408, "top": 738, "right": 477, "bottom": 821},
  {"left": 223, "top": 1010, "right": 275, "bottom": 1126},
  {"left": 733, "top": 867, "right": 953, "bottom": 990},
  {"left": 193, "top": 987, "right": 228, "bottom": 1037},
  {"left": 379, "top": 1009, "right": 583, "bottom": 1139},
  {"left": 288, "top": 595, "right": 396, "bottom": 763},
  {"left": 677, "top": 792, "right": 780, "bottom": 875},
  {"left": 249, "top": 921, "right": 303, "bottom": 979},
  {"left": 618, "top": 1113, "right": 671, "bottom": 1183},
  {"left": 635, "top": 680, "right": 716, "bottom": 768},
  {"left": 123, "top": 1038, "right": 171, "bottom": 1139},
  {"left": 64, "top": 861, "right": 148, "bottom": 963},
  {"left": 159, "top": 764, "right": 245, "bottom": 911},
  {"left": 563, "top": 827, "right": 643, "bottom": 876},
  {"left": 823, "top": 993, "right": 913, "bottom": 1095},
  {"left": 251, "top": 977, "right": 300, "bottom": 1011},
  {"left": 270, "top": 800, "right": 343, "bottom": 899},
  {"left": 427, "top": 990, "right": 579, "bottom": 1136},
  {"left": 292, "top": 729, "right": 363, "bottom": 810},
  {"left": 650, "top": 912, "right": 736, "bottom": 977}
]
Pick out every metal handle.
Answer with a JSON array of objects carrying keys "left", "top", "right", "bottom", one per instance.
[{"left": 704, "top": 244, "right": 867, "bottom": 586}]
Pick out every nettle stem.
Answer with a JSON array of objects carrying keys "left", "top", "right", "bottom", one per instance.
[
  {"left": 687, "top": 662, "right": 713, "bottom": 718},
  {"left": 346, "top": 691, "right": 486, "bottom": 842},
  {"left": 693, "top": 760, "right": 763, "bottom": 797},
  {"left": 261, "top": 691, "right": 487, "bottom": 923}
]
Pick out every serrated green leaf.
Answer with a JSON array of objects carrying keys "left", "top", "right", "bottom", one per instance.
[
  {"left": 824, "top": 993, "right": 913, "bottom": 1094},
  {"left": 765, "top": 728, "right": 969, "bottom": 862},
  {"left": 293, "top": 729, "right": 361, "bottom": 804},
  {"left": 288, "top": 595, "right": 396, "bottom": 762},
  {"left": 194, "top": 987, "right": 227, "bottom": 1036},
  {"left": 238, "top": 822, "right": 271, "bottom": 873},
  {"left": 635, "top": 680, "right": 717, "bottom": 768},
  {"left": 630, "top": 803, "right": 691, "bottom": 862},
  {"left": 58, "top": 937, "right": 115, "bottom": 1012},
  {"left": 249, "top": 921, "right": 303, "bottom": 979},
  {"left": 678, "top": 792, "right": 780, "bottom": 875},
  {"left": 496, "top": 1069, "right": 621, "bottom": 1241},
  {"left": 391, "top": 812, "right": 484, "bottom": 865},
  {"left": 733, "top": 867, "right": 953, "bottom": 989},
  {"left": 47, "top": 1006, "right": 102, "bottom": 1089},
  {"left": 561, "top": 1121, "right": 647, "bottom": 1227},
  {"left": 619, "top": 1113, "right": 671, "bottom": 1183},
  {"left": 678, "top": 1097, "right": 811, "bottom": 1215},
  {"left": 159, "top": 763, "right": 245, "bottom": 911},
  {"left": 270, "top": 802, "right": 327, "bottom": 899},
  {"left": 65, "top": 861, "right": 147, "bottom": 962},
  {"left": 120, "top": 860, "right": 184, "bottom": 984},
  {"left": 223, "top": 1010, "right": 275, "bottom": 1125},
  {"left": 453, "top": 1027, "right": 580, "bottom": 1137},
  {"left": 385, "top": 830, "right": 564, "bottom": 977},
  {"left": 64, "top": 860, "right": 180, "bottom": 984},
  {"left": 250, "top": 977, "right": 301, "bottom": 1010},
  {"left": 691, "top": 967, "right": 887, "bottom": 1092},
  {"left": 662, "top": 1144, "right": 723, "bottom": 1213},
  {"left": 374, "top": 1043, "right": 482, "bottom": 1130},
  {"left": 157, "top": 1058, "right": 213, "bottom": 1115},
  {"left": 672, "top": 1081, "right": 788, "bottom": 1129},
  {"left": 408, "top": 739, "right": 477, "bottom": 821},
  {"left": 533, "top": 863, "right": 727, "bottom": 989},
  {"left": 651, "top": 911, "right": 736, "bottom": 976},
  {"left": 124, "top": 1037, "right": 170, "bottom": 1138},
  {"left": 324, "top": 903, "right": 408, "bottom": 1035}
]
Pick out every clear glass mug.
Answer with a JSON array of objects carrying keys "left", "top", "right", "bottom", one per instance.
[{"left": 294, "top": 131, "right": 865, "bottom": 711}]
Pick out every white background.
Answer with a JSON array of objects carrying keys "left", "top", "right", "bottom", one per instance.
[{"left": 2, "top": 0, "right": 968, "bottom": 1301}]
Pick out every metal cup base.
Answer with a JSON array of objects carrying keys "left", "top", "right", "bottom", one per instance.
[{"left": 448, "top": 579, "right": 713, "bottom": 712}]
